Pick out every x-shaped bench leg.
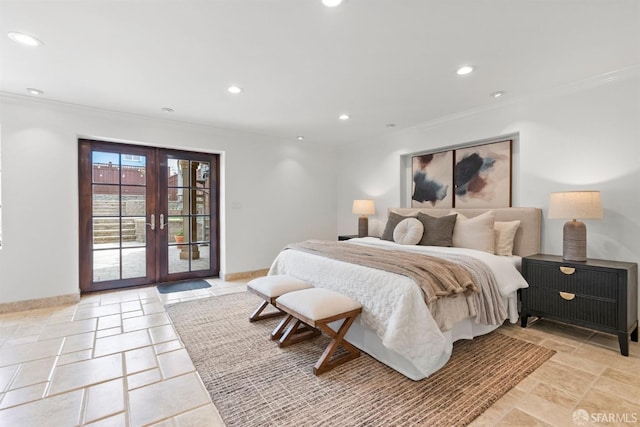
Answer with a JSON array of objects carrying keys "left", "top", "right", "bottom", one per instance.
[
  {"left": 249, "top": 300, "right": 285, "bottom": 322},
  {"left": 272, "top": 315, "right": 320, "bottom": 346},
  {"left": 313, "top": 314, "right": 360, "bottom": 375}
]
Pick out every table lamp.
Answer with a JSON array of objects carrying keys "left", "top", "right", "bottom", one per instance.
[
  {"left": 352, "top": 199, "right": 375, "bottom": 237},
  {"left": 548, "top": 191, "right": 603, "bottom": 261}
]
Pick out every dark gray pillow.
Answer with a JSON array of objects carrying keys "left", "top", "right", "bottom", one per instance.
[
  {"left": 417, "top": 213, "right": 457, "bottom": 246},
  {"left": 381, "top": 212, "right": 413, "bottom": 241}
]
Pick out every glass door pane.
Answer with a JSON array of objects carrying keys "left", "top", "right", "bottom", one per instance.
[
  {"left": 91, "top": 151, "right": 148, "bottom": 282},
  {"left": 166, "top": 159, "right": 211, "bottom": 274}
]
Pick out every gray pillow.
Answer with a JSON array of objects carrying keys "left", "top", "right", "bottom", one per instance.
[
  {"left": 381, "top": 212, "right": 413, "bottom": 241},
  {"left": 417, "top": 213, "right": 457, "bottom": 246}
]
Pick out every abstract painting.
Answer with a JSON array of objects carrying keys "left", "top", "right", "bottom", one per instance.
[
  {"left": 411, "top": 151, "right": 453, "bottom": 208},
  {"left": 454, "top": 140, "right": 512, "bottom": 208}
]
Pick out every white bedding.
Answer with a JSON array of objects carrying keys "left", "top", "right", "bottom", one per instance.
[{"left": 268, "top": 237, "right": 529, "bottom": 379}]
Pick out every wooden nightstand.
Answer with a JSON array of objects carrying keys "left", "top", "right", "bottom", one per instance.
[
  {"left": 521, "top": 254, "right": 638, "bottom": 356},
  {"left": 338, "top": 235, "right": 360, "bottom": 241}
]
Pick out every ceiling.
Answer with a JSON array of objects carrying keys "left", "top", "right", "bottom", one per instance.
[{"left": 1, "top": 0, "right": 638, "bottom": 145}]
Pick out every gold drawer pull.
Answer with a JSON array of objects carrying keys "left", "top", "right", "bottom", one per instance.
[
  {"left": 559, "top": 292, "right": 575, "bottom": 301},
  {"left": 559, "top": 266, "right": 575, "bottom": 275}
]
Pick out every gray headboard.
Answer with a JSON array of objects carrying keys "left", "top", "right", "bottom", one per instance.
[{"left": 388, "top": 207, "right": 542, "bottom": 257}]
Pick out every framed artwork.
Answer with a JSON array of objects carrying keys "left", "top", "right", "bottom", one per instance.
[
  {"left": 407, "top": 139, "right": 512, "bottom": 208},
  {"left": 454, "top": 140, "right": 512, "bottom": 208},
  {"left": 411, "top": 151, "right": 453, "bottom": 208}
]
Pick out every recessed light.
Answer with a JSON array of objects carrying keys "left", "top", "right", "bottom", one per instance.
[
  {"left": 26, "top": 88, "right": 43, "bottom": 95},
  {"left": 227, "top": 85, "right": 243, "bottom": 94},
  {"left": 161, "top": 107, "right": 174, "bottom": 113},
  {"left": 322, "top": 0, "right": 343, "bottom": 7},
  {"left": 456, "top": 65, "right": 474, "bottom": 75},
  {"left": 296, "top": 136, "right": 305, "bottom": 141},
  {"left": 490, "top": 91, "right": 505, "bottom": 98},
  {"left": 339, "top": 114, "right": 350, "bottom": 121},
  {"left": 8, "top": 32, "right": 43, "bottom": 47}
]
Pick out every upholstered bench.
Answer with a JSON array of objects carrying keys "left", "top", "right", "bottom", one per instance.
[
  {"left": 274, "top": 288, "right": 363, "bottom": 375},
  {"left": 247, "top": 275, "right": 313, "bottom": 322}
]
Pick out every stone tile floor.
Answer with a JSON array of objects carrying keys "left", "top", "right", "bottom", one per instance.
[
  {"left": 0, "top": 279, "right": 243, "bottom": 427},
  {"left": 470, "top": 319, "right": 640, "bottom": 427},
  {"left": 0, "top": 279, "right": 638, "bottom": 426}
]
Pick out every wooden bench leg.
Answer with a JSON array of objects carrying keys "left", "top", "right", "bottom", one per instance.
[
  {"left": 313, "top": 314, "right": 360, "bottom": 375},
  {"left": 249, "top": 300, "right": 285, "bottom": 322},
  {"left": 271, "top": 314, "right": 294, "bottom": 340},
  {"left": 278, "top": 318, "right": 321, "bottom": 348}
]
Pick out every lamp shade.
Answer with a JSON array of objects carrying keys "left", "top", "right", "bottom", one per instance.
[
  {"left": 352, "top": 199, "right": 375, "bottom": 216},
  {"left": 548, "top": 191, "right": 603, "bottom": 220}
]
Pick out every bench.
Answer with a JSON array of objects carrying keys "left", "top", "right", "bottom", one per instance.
[
  {"left": 247, "top": 275, "right": 313, "bottom": 322},
  {"left": 274, "top": 288, "right": 363, "bottom": 375}
]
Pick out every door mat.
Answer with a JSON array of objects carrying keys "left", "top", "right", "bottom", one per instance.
[{"left": 157, "top": 279, "right": 211, "bottom": 294}]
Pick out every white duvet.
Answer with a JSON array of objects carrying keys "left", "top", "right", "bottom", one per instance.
[{"left": 268, "top": 237, "right": 529, "bottom": 375}]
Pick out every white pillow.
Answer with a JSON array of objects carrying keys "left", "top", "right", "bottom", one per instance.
[
  {"left": 494, "top": 220, "right": 520, "bottom": 256},
  {"left": 450, "top": 210, "right": 496, "bottom": 254},
  {"left": 393, "top": 218, "right": 424, "bottom": 245}
]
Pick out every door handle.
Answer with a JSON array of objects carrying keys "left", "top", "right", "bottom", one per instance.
[
  {"left": 146, "top": 214, "right": 155, "bottom": 231},
  {"left": 159, "top": 213, "right": 169, "bottom": 230}
]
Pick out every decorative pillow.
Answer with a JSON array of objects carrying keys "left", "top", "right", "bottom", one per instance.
[
  {"left": 393, "top": 218, "right": 424, "bottom": 245},
  {"left": 450, "top": 210, "right": 496, "bottom": 254},
  {"left": 417, "top": 213, "right": 457, "bottom": 246},
  {"left": 494, "top": 220, "right": 520, "bottom": 256},
  {"left": 381, "top": 212, "right": 415, "bottom": 241}
]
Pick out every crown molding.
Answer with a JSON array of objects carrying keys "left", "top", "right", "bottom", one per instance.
[
  {"left": 411, "top": 65, "right": 639, "bottom": 132},
  {"left": 0, "top": 91, "right": 292, "bottom": 144}
]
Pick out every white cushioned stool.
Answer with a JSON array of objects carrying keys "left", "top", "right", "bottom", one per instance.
[
  {"left": 247, "top": 275, "right": 313, "bottom": 322},
  {"left": 274, "top": 288, "right": 362, "bottom": 375}
]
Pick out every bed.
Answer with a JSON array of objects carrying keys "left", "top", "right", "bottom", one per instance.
[{"left": 269, "top": 207, "right": 542, "bottom": 380}]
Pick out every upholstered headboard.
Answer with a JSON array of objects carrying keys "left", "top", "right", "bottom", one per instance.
[{"left": 388, "top": 207, "right": 542, "bottom": 257}]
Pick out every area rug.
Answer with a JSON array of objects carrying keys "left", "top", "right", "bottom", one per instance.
[
  {"left": 166, "top": 292, "right": 555, "bottom": 426},
  {"left": 157, "top": 279, "right": 211, "bottom": 294}
]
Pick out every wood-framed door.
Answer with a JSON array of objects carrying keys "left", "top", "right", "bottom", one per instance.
[{"left": 79, "top": 139, "right": 219, "bottom": 293}]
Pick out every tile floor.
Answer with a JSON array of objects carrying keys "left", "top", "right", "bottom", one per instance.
[
  {"left": 0, "top": 279, "right": 639, "bottom": 426},
  {"left": 470, "top": 319, "right": 640, "bottom": 427},
  {"left": 0, "top": 279, "right": 244, "bottom": 427}
]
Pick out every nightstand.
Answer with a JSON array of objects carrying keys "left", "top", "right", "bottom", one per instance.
[
  {"left": 338, "top": 234, "right": 360, "bottom": 241},
  {"left": 521, "top": 254, "right": 638, "bottom": 356}
]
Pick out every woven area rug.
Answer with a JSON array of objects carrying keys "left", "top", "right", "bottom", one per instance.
[
  {"left": 166, "top": 292, "right": 555, "bottom": 427},
  {"left": 157, "top": 279, "right": 211, "bottom": 294}
]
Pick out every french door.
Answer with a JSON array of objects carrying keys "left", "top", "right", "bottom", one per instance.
[{"left": 79, "top": 139, "right": 219, "bottom": 293}]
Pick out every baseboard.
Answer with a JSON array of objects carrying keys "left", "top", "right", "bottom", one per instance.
[
  {"left": 0, "top": 292, "right": 80, "bottom": 314},
  {"left": 222, "top": 268, "right": 269, "bottom": 282}
]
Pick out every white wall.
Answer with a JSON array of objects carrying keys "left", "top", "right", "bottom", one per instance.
[
  {"left": 337, "top": 68, "right": 640, "bottom": 269},
  {"left": 2, "top": 67, "right": 638, "bottom": 306},
  {"left": 0, "top": 96, "right": 337, "bottom": 304}
]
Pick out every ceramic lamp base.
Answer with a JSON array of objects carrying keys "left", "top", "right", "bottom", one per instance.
[
  {"left": 358, "top": 216, "right": 368, "bottom": 238},
  {"left": 563, "top": 220, "right": 587, "bottom": 262}
]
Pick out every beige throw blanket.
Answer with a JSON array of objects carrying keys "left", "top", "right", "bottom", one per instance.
[
  {"left": 286, "top": 240, "right": 480, "bottom": 303},
  {"left": 422, "top": 250, "right": 508, "bottom": 326}
]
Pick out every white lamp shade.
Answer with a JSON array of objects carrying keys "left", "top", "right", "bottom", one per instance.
[
  {"left": 352, "top": 199, "right": 375, "bottom": 216},
  {"left": 548, "top": 191, "right": 603, "bottom": 220}
]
